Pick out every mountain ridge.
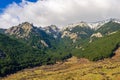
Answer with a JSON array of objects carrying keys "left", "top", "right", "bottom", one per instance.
[{"left": 1, "top": 18, "right": 120, "bottom": 76}]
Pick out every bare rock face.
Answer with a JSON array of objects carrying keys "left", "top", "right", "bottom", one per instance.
[
  {"left": 5, "top": 22, "right": 54, "bottom": 48},
  {"left": 40, "top": 40, "right": 49, "bottom": 47},
  {"left": 91, "top": 32, "right": 103, "bottom": 38},
  {"left": 61, "top": 31, "right": 78, "bottom": 42},
  {"left": 5, "top": 22, "right": 34, "bottom": 38},
  {"left": 89, "top": 32, "right": 103, "bottom": 43},
  {"left": 61, "top": 24, "right": 94, "bottom": 43}
]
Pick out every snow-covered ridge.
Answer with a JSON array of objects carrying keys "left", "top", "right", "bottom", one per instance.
[
  {"left": 62, "top": 18, "right": 120, "bottom": 31},
  {"left": 62, "top": 21, "right": 89, "bottom": 31},
  {"left": 42, "top": 25, "right": 61, "bottom": 38},
  {"left": 43, "top": 25, "right": 60, "bottom": 34},
  {"left": 88, "top": 20, "right": 109, "bottom": 30},
  {"left": 88, "top": 18, "right": 120, "bottom": 30}
]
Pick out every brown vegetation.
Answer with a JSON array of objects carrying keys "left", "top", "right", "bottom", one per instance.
[{"left": 1, "top": 48, "right": 120, "bottom": 80}]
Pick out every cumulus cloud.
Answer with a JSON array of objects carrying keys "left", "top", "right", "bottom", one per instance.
[{"left": 0, "top": 0, "right": 120, "bottom": 28}]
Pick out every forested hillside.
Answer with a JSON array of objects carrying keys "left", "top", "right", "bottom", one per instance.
[
  {"left": 0, "top": 34, "right": 72, "bottom": 76},
  {"left": 72, "top": 30, "right": 120, "bottom": 61}
]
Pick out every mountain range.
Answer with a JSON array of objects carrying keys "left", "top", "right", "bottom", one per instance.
[{"left": 0, "top": 18, "right": 120, "bottom": 76}]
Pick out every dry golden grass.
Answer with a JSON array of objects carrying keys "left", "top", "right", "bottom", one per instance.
[{"left": 1, "top": 56, "right": 120, "bottom": 80}]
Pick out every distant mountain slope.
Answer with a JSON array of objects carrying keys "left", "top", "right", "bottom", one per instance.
[
  {"left": 90, "top": 20, "right": 120, "bottom": 43},
  {"left": 62, "top": 24, "right": 94, "bottom": 42},
  {"left": 5, "top": 22, "right": 57, "bottom": 49},
  {"left": 72, "top": 30, "right": 120, "bottom": 61},
  {"left": 95, "top": 21, "right": 120, "bottom": 35},
  {"left": 4, "top": 19, "right": 120, "bottom": 49},
  {"left": 43, "top": 25, "right": 61, "bottom": 38}
]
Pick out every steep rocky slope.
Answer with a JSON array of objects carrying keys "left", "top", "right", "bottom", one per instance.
[{"left": 5, "top": 22, "right": 57, "bottom": 49}]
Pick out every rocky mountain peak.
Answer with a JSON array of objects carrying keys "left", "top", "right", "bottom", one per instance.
[
  {"left": 43, "top": 25, "right": 60, "bottom": 33},
  {"left": 64, "top": 21, "right": 89, "bottom": 30},
  {"left": 19, "top": 22, "right": 34, "bottom": 31},
  {"left": 43, "top": 25, "right": 60, "bottom": 38},
  {"left": 5, "top": 22, "right": 34, "bottom": 38}
]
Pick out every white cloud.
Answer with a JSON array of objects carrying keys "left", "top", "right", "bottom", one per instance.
[{"left": 0, "top": 0, "right": 120, "bottom": 28}]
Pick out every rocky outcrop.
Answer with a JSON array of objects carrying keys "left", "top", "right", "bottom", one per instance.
[
  {"left": 91, "top": 32, "right": 103, "bottom": 38},
  {"left": 61, "top": 31, "right": 78, "bottom": 42},
  {"left": 5, "top": 22, "right": 51, "bottom": 48},
  {"left": 5, "top": 22, "right": 34, "bottom": 38},
  {"left": 40, "top": 40, "right": 49, "bottom": 47},
  {"left": 89, "top": 32, "right": 103, "bottom": 43}
]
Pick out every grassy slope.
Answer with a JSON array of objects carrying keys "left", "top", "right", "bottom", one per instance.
[{"left": 1, "top": 57, "right": 120, "bottom": 80}]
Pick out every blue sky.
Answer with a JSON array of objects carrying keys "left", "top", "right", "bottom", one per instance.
[{"left": 0, "top": 0, "right": 37, "bottom": 13}]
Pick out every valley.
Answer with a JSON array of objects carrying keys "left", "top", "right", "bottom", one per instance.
[{"left": 1, "top": 56, "right": 120, "bottom": 80}]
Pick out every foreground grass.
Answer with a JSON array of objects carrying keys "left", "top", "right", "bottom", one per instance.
[{"left": 1, "top": 56, "right": 120, "bottom": 80}]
